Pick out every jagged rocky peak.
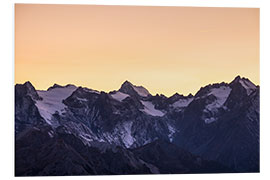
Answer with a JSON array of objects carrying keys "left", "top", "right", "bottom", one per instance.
[
  {"left": 24, "top": 81, "right": 34, "bottom": 89},
  {"left": 171, "top": 92, "right": 183, "bottom": 98},
  {"left": 230, "top": 75, "right": 255, "bottom": 86},
  {"left": 47, "top": 83, "right": 77, "bottom": 91},
  {"left": 66, "top": 86, "right": 99, "bottom": 99},
  {"left": 47, "top": 83, "right": 62, "bottom": 90},
  {"left": 167, "top": 93, "right": 184, "bottom": 104},
  {"left": 153, "top": 93, "right": 167, "bottom": 98},
  {"left": 119, "top": 80, "right": 134, "bottom": 93},
  {"left": 119, "top": 80, "right": 151, "bottom": 97},
  {"left": 63, "top": 86, "right": 101, "bottom": 109},
  {"left": 169, "top": 94, "right": 194, "bottom": 110},
  {"left": 15, "top": 81, "right": 41, "bottom": 100},
  {"left": 169, "top": 92, "right": 193, "bottom": 100},
  {"left": 231, "top": 75, "right": 241, "bottom": 82},
  {"left": 229, "top": 75, "right": 257, "bottom": 95},
  {"left": 192, "top": 75, "right": 257, "bottom": 99},
  {"left": 76, "top": 86, "right": 100, "bottom": 95},
  {"left": 194, "top": 81, "right": 229, "bottom": 98},
  {"left": 121, "top": 80, "right": 133, "bottom": 87},
  {"left": 150, "top": 93, "right": 167, "bottom": 102}
]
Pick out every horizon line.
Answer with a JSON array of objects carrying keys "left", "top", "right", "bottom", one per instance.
[{"left": 15, "top": 75, "right": 259, "bottom": 97}]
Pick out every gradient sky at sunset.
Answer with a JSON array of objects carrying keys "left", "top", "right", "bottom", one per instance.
[{"left": 15, "top": 4, "right": 259, "bottom": 96}]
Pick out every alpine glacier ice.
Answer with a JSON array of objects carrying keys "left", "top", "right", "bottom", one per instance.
[{"left": 35, "top": 85, "right": 77, "bottom": 127}]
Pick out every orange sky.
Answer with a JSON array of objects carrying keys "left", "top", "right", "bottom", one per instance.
[{"left": 15, "top": 4, "right": 259, "bottom": 96}]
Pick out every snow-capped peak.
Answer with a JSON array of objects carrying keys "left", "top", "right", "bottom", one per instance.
[
  {"left": 119, "top": 80, "right": 151, "bottom": 97},
  {"left": 231, "top": 76, "right": 257, "bottom": 95}
]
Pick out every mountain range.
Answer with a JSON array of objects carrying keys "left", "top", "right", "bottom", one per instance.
[{"left": 15, "top": 76, "right": 259, "bottom": 176}]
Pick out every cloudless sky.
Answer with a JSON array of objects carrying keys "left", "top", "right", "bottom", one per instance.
[{"left": 15, "top": 4, "right": 259, "bottom": 96}]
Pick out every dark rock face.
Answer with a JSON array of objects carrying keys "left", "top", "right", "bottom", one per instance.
[
  {"left": 15, "top": 81, "right": 41, "bottom": 100},
  {"left": 15, "top": 127, "right": 233, "bottom": 176},
  {"left": 15, "top": 127, "right": 153, "bottom": 176},
  {"left": 132, "top": 140, "right": 235, "bottom": 174},
  {"left": 15, "top": 82, "right": 45, "bottom": 134},
  {"left": 119, "top": 80, "right": 149, "bottom": 99},
  {"left": 15, "top": 76, "right": 259, "bottom": 175},
  {"left": 172, "top": 77, "right": 259, "bottom": 172}
]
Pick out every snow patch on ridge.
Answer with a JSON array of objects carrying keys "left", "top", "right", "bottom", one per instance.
[
  {"left": 203, "top": 86, "right": 231, "bottom": 124},
  {"left": 239, "top": 79, "right": 257, "bottom": 95},
  {"left": 206, "top": 86, "right": 231, "bottom": 111},
  {"left": 122, "top": 121, "right": 134, "bottom": 148},
  {"left": 82, "top": 87, "right": 100, "bottom": 94},
  {"left": 140, "top": 101, "right": 165, "bottom": 117},
  {"left": 132, "top": 86, "right": 150, "bottom": 97},
  {"left": 205, "top": 117, "right": 217, "bottom": 124},
  {"left": 167, "top": 125, "right": 176, "bottom": 142},
  {"left": 36, "top": 85, "right": 77, "bottom": 127},
  {"left": 111, "top": 91, "right": 130, "bottom": 102},
  {"left": 172, "top": 98, "right": 194, "bottom": 109}
]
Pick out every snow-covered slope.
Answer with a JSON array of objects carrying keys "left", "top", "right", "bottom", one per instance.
[
  {"left": 206, "top": 86, "right": 231, "bottom": 109},
  {"left": 140, "top": 100, "right": 165, "bottom": 117},
  {"left": 111, "top": 91, "right": 129, "bottom": 102},
  {"left": 121, "top": 121, "right": 135, "bottom": 147},
  {"left": 35, "top": 85, "right": 77, "bottom": 127},
  {"left": 172, "top": 98, "right": 194, "bottom": 109},
  {"left": 203, "top": 86, "right": 232, "bottom": 124},
  {"left": 132, "top": 85, "right": 150, "bottom": 97},
  {"left": 239, "top": 78, "right": 257, "bottom": 95}
]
